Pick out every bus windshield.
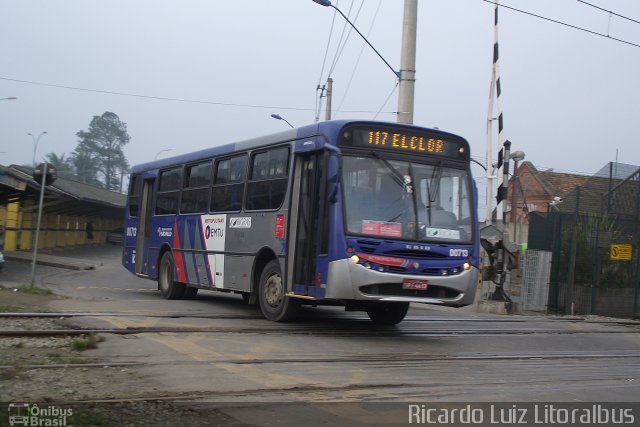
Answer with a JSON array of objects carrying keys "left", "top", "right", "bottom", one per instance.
[{"left": 342, "top": 155, "right": 474, "bottom": 243}]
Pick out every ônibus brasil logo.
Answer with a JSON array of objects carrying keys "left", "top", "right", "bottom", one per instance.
[{"left": 8, "top": 403, "right": 73, "bottom": 426}]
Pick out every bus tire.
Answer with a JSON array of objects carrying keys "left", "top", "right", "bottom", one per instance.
[
  {"left": 258, "top": 260, "right": 299, "bottom": 322},
  {"left": 158, "top": 251, "right": 186, "bottom": 300},
  {"left": 366, "top": 302, "right": 409, "bottom": 325}
]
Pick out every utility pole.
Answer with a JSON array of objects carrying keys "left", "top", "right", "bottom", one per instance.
[
  {"left": 312, "top": 0, "right": 417, "bottom": 123},
  {"left": 397, "top": 0, "right": 417, "bottom": 124},
  {"left": 325, "top": 78, "right": 333, "bottom": 121}
]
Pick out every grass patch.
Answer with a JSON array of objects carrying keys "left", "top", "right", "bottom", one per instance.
[
  {"left": 71, "top": 334, "right": 104, "bottom": 351},
  {"left": 0, "top": 305, "right": 26, "bottom": 313},
  {"left": 13, "top": 285, "right": 52, "bottom": 296},
  {"left": 46, "top": 352, "right": 90, "bottom": 364},
  {"left": 0, "top": 305, "right": 54, "bottom": 313}
]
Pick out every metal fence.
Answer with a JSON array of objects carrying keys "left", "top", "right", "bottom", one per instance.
[
  {"left": 528, "top": 164, "right": 640, "bottom": 318},
  {"left": 522, "top": 249, "right": 552, "bottom": 312}
]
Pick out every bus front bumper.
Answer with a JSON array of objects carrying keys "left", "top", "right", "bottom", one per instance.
[{"left": 325, "top": 259, "right": 479, "bottom": 307}]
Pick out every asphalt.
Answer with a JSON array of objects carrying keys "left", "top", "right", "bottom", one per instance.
[{"left": 3, "top": 249, "right": 97, "bottom": 270}]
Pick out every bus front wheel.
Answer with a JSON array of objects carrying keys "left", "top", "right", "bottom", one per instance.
[
  {"left": 366, "top": 302, "right": 409, "bottom": 325},
  {"left": 158, "top": 252, "right": 186, "bottom": 300},
  {"left": 258, "top": 260, "right": 299, "bottom": 322}
]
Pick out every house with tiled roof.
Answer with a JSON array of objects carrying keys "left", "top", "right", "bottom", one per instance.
[
  {"left": 504, "top": 161, "right": 588, "bottom": 224},
  {"left": 505, "top": 161, "right": 639, "bottom": 225}
]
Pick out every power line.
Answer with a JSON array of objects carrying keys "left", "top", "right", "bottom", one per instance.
[
  {"left": 335, "top": 0, "right": 384, "bottom": 118},
  {"left": 576, "top": 0, "right": 640, "bottom": 25},
  {"left": 481, "top": 0, "right": 640, "bottom": 49},
  {"left": 316, "top": 2, "right": 339, "bottom": 89},
  {"left": 0, "top": 76, "right": 395, "bottom": 115},
  {"left": 315, "top": 1, "right": 340, "bottom": 120},
  {"left": 373, "top": 82, "right": 398, "bottom": 120},
  {"left": 328, "top": 0, "right": 362, "bottom": 78}
]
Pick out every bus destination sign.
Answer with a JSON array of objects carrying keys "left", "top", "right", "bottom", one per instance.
[{"left": 340, "top": 126, "right": 467, "bottom": 160}]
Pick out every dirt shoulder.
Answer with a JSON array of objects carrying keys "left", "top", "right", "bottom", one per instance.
[{"left": 0, "top": 284, "right": 238, "bottom": 427}]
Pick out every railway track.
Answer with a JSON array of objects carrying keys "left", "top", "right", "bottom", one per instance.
[
  {"left": 1, "top": 310, "right": 638, "bottom": 338},
  {"left": 1, "top": 311, "right": 638, "bottom": 324},
  {"left": 0, "top": 325, "right": 637, "bottom": 337},
  {"left": 3, "top": 350, "right": 640, "bottom": 370}
]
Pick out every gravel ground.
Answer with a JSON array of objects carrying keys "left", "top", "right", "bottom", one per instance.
[{"left": 0, "top": 284, "right": 249, "bottom": 427}]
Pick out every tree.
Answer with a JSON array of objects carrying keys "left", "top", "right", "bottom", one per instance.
[
  {"left": 75, "top": 112, "right": 130, "bottom": 190},
  {"left": 70, "top": 144, "right": 101, "bottom": 187},
  {"left": 44, "top": 152, "right": 74, "bottom": 180}
]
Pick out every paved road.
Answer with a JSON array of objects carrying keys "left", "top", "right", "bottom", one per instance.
[{"left": 2, "top": 245, "right": 640, "bottom": 425}]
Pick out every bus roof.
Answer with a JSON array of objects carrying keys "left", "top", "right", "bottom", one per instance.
[{"left": 129, "top": 120, "right": 468, "bottom": 174}]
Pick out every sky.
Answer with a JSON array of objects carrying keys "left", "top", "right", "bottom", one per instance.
[{"left": 1, "top": 0, "right": 639, "bottom": 218}]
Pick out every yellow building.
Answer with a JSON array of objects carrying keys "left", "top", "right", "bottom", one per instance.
[{"left": 0, "top": 164, "right": 125, "bottom": 251}]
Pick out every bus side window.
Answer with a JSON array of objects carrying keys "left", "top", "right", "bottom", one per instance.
[
  {"left": 246, "top": 147, "right": 289, "bottom": 211},
  {"left": 156, "top": 167, "right": 182, "bottom": 215},
  {"left": 127, "top": 174, "right": 141, "bottom": 217},
  {"left": 181, "top": 161, "right": 212, "bottom": 214},
  {"left": 211, "top": 155, "right": 247, "bottom": 212}
]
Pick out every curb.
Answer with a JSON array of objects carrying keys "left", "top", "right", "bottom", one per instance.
[{"left": 3, "top": 252, "right": 96, "bottom": 271}]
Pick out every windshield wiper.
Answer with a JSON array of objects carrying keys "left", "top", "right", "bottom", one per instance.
[
  {"left": 370, "top": 151, "right": 412, "bottom": 192},
  {"left": 427, "top": 161, "right": 443, "bottom": 204}
]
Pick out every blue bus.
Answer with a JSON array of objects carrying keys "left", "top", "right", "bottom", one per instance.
[{"left": 123, "top": 120, "right": 479, "bottom": 324}]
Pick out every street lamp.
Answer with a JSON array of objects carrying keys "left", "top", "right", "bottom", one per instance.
[
  {"left": 30, "top": 162, "right": 57, "bottom": 287},
  {"left": 509, "top": 150, "right": 526, "bottom": 243},
  {"left": 509, "top": 151, "right": 525, "bottom": 163},
  {"left": 311, "top": 0, "right": 399, "bottom": 79},
  {"left": 154, "top": 149, "right": 172, "bottom": 160},
  {"left": 270, "top": 114, "right": 294, "bottom": 129},
  {"left": 312, "top": 0, "right": 417, "bottom": 124},
  {"left": 28, "top": 131, "right": 48, "bottom": 167}
]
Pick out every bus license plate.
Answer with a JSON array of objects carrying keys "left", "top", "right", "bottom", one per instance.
[{"left": 402, "top": 279, "right": 429, "bottom": 291}]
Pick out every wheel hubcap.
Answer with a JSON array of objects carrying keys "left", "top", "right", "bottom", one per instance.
[{"left": 264, "top": 273, "right": 282, "bottom": 307}]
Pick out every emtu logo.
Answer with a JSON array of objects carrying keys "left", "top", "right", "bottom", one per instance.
[{"left": 205, "top": 225, "right": 223, "bottom": 239}]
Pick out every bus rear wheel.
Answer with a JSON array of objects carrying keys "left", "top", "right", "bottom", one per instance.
[
  {"left": 366, "top": 302, "right": 409, "bottom": 325},
  {"left": 258, "top": 260, "right": 299, "bottom": 322},
  {"left": 158, "top": 251, "right": 186, "bottom": 300}
]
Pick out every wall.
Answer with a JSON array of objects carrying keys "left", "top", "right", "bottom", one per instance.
[{"left": 0, "top": 202, "right": 121, "bottom": 251}]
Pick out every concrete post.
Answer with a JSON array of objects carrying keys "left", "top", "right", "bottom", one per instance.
[
  {"left": 325, "top": 78, "right": 333, "bottom": 121},
  {"left": 397, "top": 0, "right": 417, "bottom": 124}
]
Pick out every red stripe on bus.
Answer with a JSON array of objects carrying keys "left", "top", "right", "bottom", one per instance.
[{"left": 172, "top": 219, "right": 187, "bottom": 282}]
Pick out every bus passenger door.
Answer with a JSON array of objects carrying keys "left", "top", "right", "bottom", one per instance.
[
  {"left": 135, "top": 178, "right": 155, "bottom": 276},
  {"left": 288, "top": 152, "right": 329, "bottom": 296}
]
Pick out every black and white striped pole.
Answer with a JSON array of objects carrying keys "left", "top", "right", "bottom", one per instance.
[
  {"left": 484, "top": 1, "right": 515, "bottom": 303},
  {"left": 493, "top": 1, "right": 509, "bottom": 225}
]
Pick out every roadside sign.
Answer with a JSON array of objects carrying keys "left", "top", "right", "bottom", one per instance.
[{"left": 610, "top": 244, "right": 632, "bottom": 261}]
